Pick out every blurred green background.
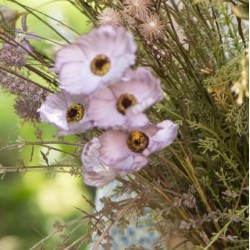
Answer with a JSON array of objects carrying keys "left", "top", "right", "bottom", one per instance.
[{"left": 0, "top": 1, "right": 94, "bottom": 249}]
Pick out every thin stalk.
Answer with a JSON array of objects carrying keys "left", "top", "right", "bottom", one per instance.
[
  {"left": 0, "top": 29, "right": 52, "bottom": 67},
  {"left": 178, "top": 142, "right": 223, "bottom": 240},
  {"left": 9, "top": 0, "right": 71, "bottom": 44},
  {"left": 0, "top": 164, "right": 80, "bottom": 173},
  {"left": 25, "top": 64, "right": 59, "bottom": 87}
]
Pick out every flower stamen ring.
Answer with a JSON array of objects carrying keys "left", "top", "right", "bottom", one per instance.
[
  {"left": 66, "top": 103, "right": 84, "bottom": 123},
  {"left": 90, "top": 54, "right": 111, "bottom": 76},
  {"left": 127, "top": 131, "right": 149, "bottom": 153},
  {"left": 116, "top": 93, "right": 137, "bottom": 115}
]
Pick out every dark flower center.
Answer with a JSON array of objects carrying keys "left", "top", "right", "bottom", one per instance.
[
  {"left": 90, "top": 54, "right": 111, "bottom": 76},
  {"left": 116, "top": 94, "right": 137, "bottom": 115},
  {"left": 66, "top": 103, "right": 84, "bottom": 123},
  {"left": 127, "top": 131, "right": 149, "bottom": 153}
]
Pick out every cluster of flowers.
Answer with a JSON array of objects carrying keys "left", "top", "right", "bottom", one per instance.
[{"left": 38, "top": 24, "right": 178, "bottom": 187}]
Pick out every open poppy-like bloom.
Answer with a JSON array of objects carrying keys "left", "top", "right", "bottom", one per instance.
[
  {"left": 38, "top": 91, "right": 93, "bottom": 135},
  {"left": 82, "top": 138, "right": 128, "bottom": 187},
  {"left": 55, "top": 24, "right": 137, "bottom": 95},
  {"left": 87, "top": 67, "right": 163, "bottom": 129},
  {"left": 98, "top": 120, "right": 178, "bottom": 173}
]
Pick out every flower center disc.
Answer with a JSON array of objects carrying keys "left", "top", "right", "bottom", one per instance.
[
  {"left": 127, "top": 131, "right": 149, "bottom": 153},
  {"left": 90, "top": 54, "right": 111, "bottom": 76},
  {"left": 66, "top": 103, "right": 84, "bottom": 123},
  {"left": 116, "top": 94, "right": 137, "bottom": 115}
]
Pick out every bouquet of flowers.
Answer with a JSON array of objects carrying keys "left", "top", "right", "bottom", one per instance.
[{"left": 0, "top": 0, "right": 248, "bottom": 249}]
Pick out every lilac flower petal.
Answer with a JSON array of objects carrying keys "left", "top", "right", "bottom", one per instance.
[
  {"left": 111, "top": 67, "right": 163, "bottom": 114},
  {"left": 83, "top": 169, "right": 116, "bottom": 187},
  {"left": 132, "top": 154, "right": 149, "bottom": 171},
  {"left": 145, "top": 120, "right": 178, "bottom": 156},
  {"left": 38, "top": 93, "right": 68, "bottom": 130},
  {"left": 56, "top": 44, "right": 88, "bottom": 71},
  {"left": 81, "top": 137, "right": 117, "bottom": 187},
  {"left": 88, "top": 98, "right": 125, "bottom": 128},
  {"left": 87, "top": 67, "right": 162, "bottom": 129},
  {"left": 81, "top": 137, "right": 103, "bottom": 172},
  {"left": 99, "top": 130, "right": 131, "bottom": 166},
  {"left": 87, "top": 87, "right": 135, "bottom": 129},
  {"left": 59, "top": 61, "right": 101, "bottom": 95},
  {"left": 125, "top": 111, "right": 149, "bottom": 128}
]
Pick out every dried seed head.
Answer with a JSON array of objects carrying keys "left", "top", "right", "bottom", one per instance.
[
  {"left": 0, "top": 44, "right": 27, "bottom": 68},
  {"left": 139, "top": 14, "right": 165, "bottom": 41},
  {"left": 0, "top": 68, "right": 48, "bottom": 121},
  {"left": 0, "top": 69, "right": 48, "bottom": 100},
  {"left": 14, "top": 96, "right": 42, "bottom": 121},
  {"left": 97, "top": 8, "right": 123, "bottom": 26},
  {"left": 124, "top": 0, "right": 151, "bottom": 19}
]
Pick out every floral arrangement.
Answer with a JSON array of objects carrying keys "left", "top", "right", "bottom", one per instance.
[{"left": 0, "top": 0, "right": 248, "bottom": 249}]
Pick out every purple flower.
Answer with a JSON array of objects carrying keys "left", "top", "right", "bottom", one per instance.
[
  {"left": 55, "top": 24, "right": 137, "bottom": 95},
  {"left": 98, "top": 120, "right": 178, "bottom": 173},
  {"left": 38, "top": 91, "right": 93, "bottom": 136},
  {"left": 87, "top": 67, "right": 163, "bottom": 129}
]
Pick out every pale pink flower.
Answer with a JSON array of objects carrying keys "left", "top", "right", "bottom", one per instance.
[
  {"left": 38, "top": 91, "right": 93, "bottom": 136},
  {"left": 55, "top": 24, "right": 137, "bottom": 95},
  {"left": 81, "top": 138, "right": 127, "bottom": 187},
  {"left": 99, "top": 120, "right": 178, "bottom": 172},
  {"left": 87, "top": 67, "right": 163, "bottom": 129}
]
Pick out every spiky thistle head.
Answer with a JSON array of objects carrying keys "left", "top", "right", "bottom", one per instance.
[
  {"left": 97, "top": 8, "right": 123, "bottom": 26},
  {"left": 139, "top": 14, "right": 165, "bottom": 41},
  {"left": 124, "top": 0, "right": 151, "bottom": 20}
]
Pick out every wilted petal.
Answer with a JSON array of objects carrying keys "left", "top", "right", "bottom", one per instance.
[{"left": 82, "top": 137, "right": 125, "bottom": 187}]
